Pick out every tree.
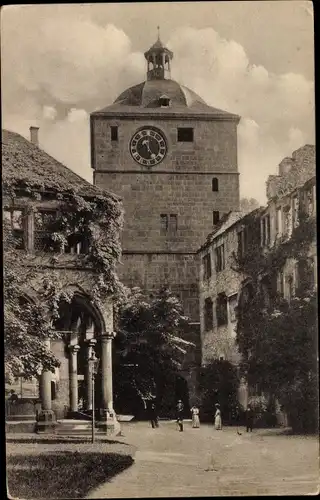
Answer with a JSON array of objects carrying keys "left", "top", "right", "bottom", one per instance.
[
  {"left": 199, "top": 360, "right": 240, "bottom": 423},
  {"left": 240, "top": 197, "right": 260, "bottom": 215},
  {"left": 113, "top": 287, "right": 195, "bottom": 416},
  {"left": 235, "top": 209, "right": 317, "bottom": 432},
  {"left": 3, "top": 219, "right": 66, "bottom": 383},
  {"left": 3, "top": 192, "right": 124, "bottom": 384}
]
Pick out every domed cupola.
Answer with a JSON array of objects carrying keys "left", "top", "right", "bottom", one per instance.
[{"left": 144, "top": 27, "right": 173, "bottom": 81}]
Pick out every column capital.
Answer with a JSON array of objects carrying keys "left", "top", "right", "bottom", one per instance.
[
  {"left": 86, "top": 338, "right": 97, "bottom": 347},
  {"left": 69, "top": 344, "right": 80, "bottom": 353},
  {"left": 101, "top": 332, "right": 117, "bottom": 342}
]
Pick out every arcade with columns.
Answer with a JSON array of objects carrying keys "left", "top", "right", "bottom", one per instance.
[{"left": 36, "top": 292, "right": 120, "bottom": 435}]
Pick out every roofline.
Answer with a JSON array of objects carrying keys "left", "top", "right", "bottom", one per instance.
[
  {"left": 90, "top": 111, "right": 241, "bottom": 122},
  {"left": 197, "top": 208, "right": 263, "bottom": 254}
]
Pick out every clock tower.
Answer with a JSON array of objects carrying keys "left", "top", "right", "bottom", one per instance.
[{"left": 90, "top": 32, "right": 240, "bottom": 399}]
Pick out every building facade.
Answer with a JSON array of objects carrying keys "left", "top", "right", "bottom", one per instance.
[
  {"left": 3, "top": 128, "right": 122, "bottom": 434},
  {"left": 90, "top": 34, "right": 241, "bottom": 398},
  {"left": 198, "top": 145, "right": 316, "bottom": 411}
]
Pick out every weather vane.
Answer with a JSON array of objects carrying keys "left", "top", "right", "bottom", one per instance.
[{"left": 157, "top": 26, "right": 160, "bottom": 40}]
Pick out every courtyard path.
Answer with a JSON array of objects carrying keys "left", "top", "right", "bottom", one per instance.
[{"left": 87, "top": 421, "right": 319, "bottom": 497}]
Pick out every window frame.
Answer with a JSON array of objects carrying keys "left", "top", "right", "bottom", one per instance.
[
  {"left": 202, "top": 253, "right": 212, "bottom": 281},
  {"left": 214, "top": 243, "right": 225, "bottom": 273},
  {"left": 204, "top": 297, "right": 213, "bottom": 331},
  {"left": 177, "top": 127, "right": 194, "bottom": 142},
  {"left": 212, "top": 210, "right": 220, "bottom": 226},
  {"left": 4, "top": 208, "right": 26, "bottom": 250},
  {"left": 110, "top": 126, "right": 118, "bottom": 142},
  {"left": 169, "top": 214, "right": 178, "bottom": 235},
  {"left": 160, "top": 214, "right": 168, "bottom": 235},
  {"left": 216, "top": 293, "right": 228, "bottom": 327},
  {"left": 212, "top": 178, "right": 219, "bottom": 192}
]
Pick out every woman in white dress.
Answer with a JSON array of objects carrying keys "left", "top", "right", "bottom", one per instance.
[
  {"left": 191, "top": 406, "right": 200, "bottom": 428},
  {"left": 214, "top": 403, "right": 222, "bottom": 430}
]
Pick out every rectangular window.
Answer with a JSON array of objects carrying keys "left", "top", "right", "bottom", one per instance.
[
  {"left": 306, "top": 188, "right": 314, "bottom": 216},
  {"left": 160, "top": 214, "right": 168, "bottom": 235},
  {"left": 283, "top": 206, "right": 291, "bottom": 237},
  {"left": 64, "top": 234, "right": 89, "bottom": 255},
  {"left": 204, "top": 297, "right": 213, "bottom": 331},
  {"left": 4, "top": 209, "right": 25, "bottom": 249},
  {"left": 169, "top": 214, "right": 178, "bottom": 234},
  {"left": 202, "top": 253, "right": 212, "bottom": 281},
  {"left": 214, "top": 244, "right": 225, "bottom": 272},
  {"left": 177, "top": 127, "right": 193, "bottom": 142},
  {"left": 34, "top": 211, "right": 58, "bottom": 252},
  {"left": 292, "top": 196, "right": 299, "bottom": 228},
  {"left": 228, "top": 294, "right": 238, "bottom": 323},
  {"left": 110, "top": 126, "right": 118, "bottom": 141},
  {"left": 216, "top": 293, "right": 228, "bottom": 326},
  {"left": 276, "top": 207, "right": 282, "bottom": 236},
  {"left": 261, "top": 215, "right": 270, "bottom": 247},
  {"left": 213, "top": 210, "right": 220, "bottom": 225}
]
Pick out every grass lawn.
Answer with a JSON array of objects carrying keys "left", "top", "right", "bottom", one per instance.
[{"left": 6, "top": 436, "right": 136, "bottom": 499}]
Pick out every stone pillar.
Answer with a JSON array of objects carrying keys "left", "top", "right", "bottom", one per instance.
[
  {"left": 98, "top": 332, "right": 120, "bottom": 435},
  {"left": 162, "top": 52, "right": 166, "bottom": 68},
  {"left": 69, "top": 344, "right": 80, "bottom": 413},
  {"left": 36, "top": 339, "right": 56, "bottom": 433},
  {"left": 85, "top": 339, "right": 96, "bottom": 411}
]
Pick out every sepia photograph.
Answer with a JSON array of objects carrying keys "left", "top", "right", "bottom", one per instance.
[{"left": 2, "top": 1, "right": 318, "bottom": 498}]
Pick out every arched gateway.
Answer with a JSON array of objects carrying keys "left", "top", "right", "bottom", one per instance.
[{"left": 37, "top": 290, "right": 120, "bottom": 434}]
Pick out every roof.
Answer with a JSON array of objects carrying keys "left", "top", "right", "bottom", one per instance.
[
  {"left": 2, "top": 129, "right": 120, "bottom": 201},
  {"left": 91, "top": 79, "right": 240, "bottom": 121},
  {"left": 198, "top": 208, "right": 264, "bottom": 253}
]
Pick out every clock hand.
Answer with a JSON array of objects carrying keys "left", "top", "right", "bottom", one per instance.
[{"left": 142, "top": 138, "right": 153, "bottom": 156}]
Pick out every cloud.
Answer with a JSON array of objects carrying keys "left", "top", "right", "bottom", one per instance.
[{"left": 1, "top": 12, "right": 315, "bottom": 204}]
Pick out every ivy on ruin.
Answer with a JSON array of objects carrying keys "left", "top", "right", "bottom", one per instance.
[{"left": 3, "top": 178, "right": 125, "bottom": 382}]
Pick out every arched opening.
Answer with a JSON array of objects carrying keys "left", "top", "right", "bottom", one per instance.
[{"left": 53, "top": 293, "right": 106, "bottom": 417}]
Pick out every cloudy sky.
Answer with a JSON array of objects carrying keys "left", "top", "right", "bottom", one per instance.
[{"left": 1, "top": 1, "right": 314, "bottom": 203}]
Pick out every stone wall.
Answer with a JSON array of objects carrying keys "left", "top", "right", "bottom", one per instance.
[
  {"left": 199, "top": 218, "right": 244, "bottom": 366},
  {"left": 93, "top": 116, "right": 240, "bottom": 325},
  {"left": 266, "top": 145, "right": 315, "bottom": 200}
]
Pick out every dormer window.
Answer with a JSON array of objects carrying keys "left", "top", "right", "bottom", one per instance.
[{"left": 159, "top": 94, "right": 171, "bottom": 107}]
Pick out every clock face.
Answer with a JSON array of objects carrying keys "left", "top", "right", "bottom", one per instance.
[{"left": 130, "top": 127, "right": 167, "bottom": 166}]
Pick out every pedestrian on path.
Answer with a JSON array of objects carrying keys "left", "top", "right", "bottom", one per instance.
[
  {"left": 191, "top": 405, "right": 200, "bottom": 428},
  {"left": 176, "top": 400, "right": 184, "bottom": 432},
  {"left": 246, "top": 405, "right": 254, "bottom": 432},
  {"left": 214, "top": 403, "right": 222, "bottom": 430},
  {"left": 147, "top": 400, "right": 159, "bottom": 429}
]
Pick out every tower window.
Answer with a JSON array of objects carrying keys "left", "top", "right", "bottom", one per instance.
[
  {"left": 159, "top": 95, "right": 171, "bottom": 107},
  {"left": 160, "top": 214, "right": 168, "bottom": 235},
  {"left": 213, "top": 211, "right": 220, "bottom": 225},
  {"left": 177, "top": 128, "right": 193, "bottom": 142},
  {"left": 212, "top": 178, "right": 219, "bottom": 192},
  {"left": 169, "top": 214, "right": 178, "bottom": 234},
  {"left": 110, "top": 126, "right": 118, "bottom": 142}
]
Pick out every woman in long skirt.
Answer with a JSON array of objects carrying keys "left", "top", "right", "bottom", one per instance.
[
  {"left": 214, "top": 403, "right": 222, "bottom": 430},
  {"left": 191, "top": 406, "right": 200, "bottom": 428}
]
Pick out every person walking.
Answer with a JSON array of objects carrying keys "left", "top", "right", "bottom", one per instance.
[
  {"left": 191, "top": 405, "right": 200, "bottom": 428},
  {"left": 246, "top": 405, "right": 254, "bottom": 432},
  {"left": 214, "top": 403, "right": 222, "bottom": 430},
  {"left": 176, "top": 399, "right": 184, "bottom": 432},
  {"left": 147, "top": 400, "right": 159, "bottom": 429}
]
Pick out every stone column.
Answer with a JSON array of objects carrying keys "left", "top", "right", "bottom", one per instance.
[
  {"left": 98, "top": 332, "right": 120, "bottom": 435},
  {"left": 36, "top": 339, "right": 56, "bottom": 433},
  {"left": 69, "top": 344, "right": 80, "bottom": 412},
  {"left": 85, "top": 339, "right": 96, "bottom": 411}
]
